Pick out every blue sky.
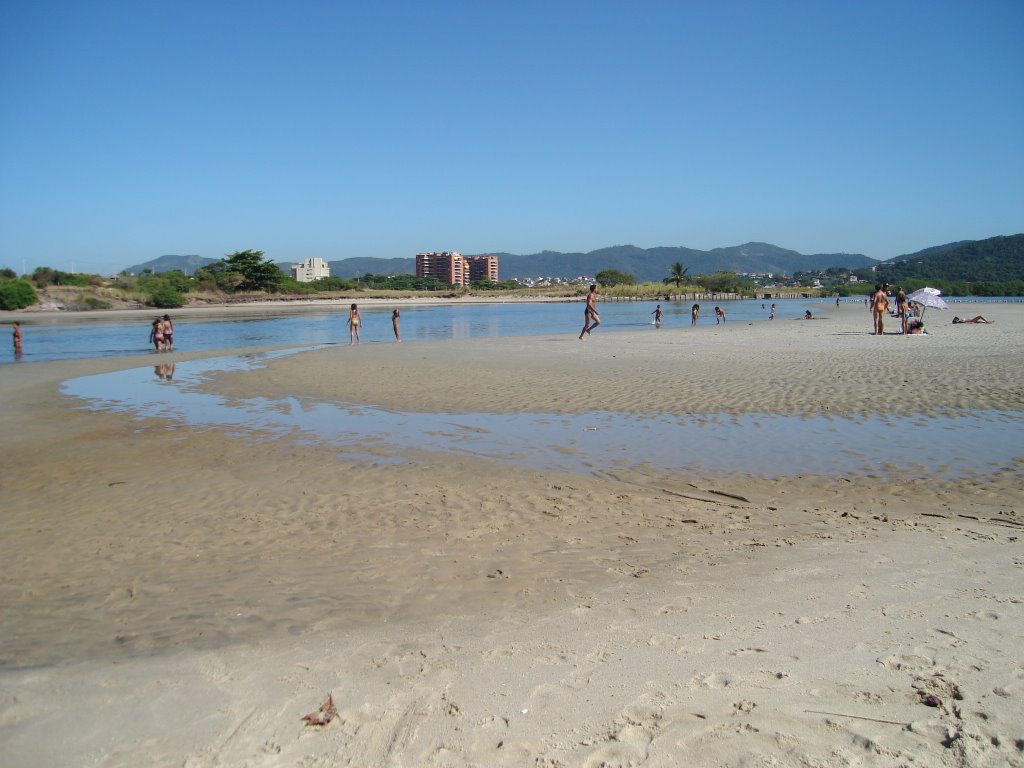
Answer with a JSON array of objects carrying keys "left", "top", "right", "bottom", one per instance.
[{"left": 1, "top": 0, "right": 1022, "bottom": 276}]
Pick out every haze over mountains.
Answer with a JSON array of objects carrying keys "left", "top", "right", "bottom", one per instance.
[{"left": 124, "top": 235, "right": 1023, "bottom": 283}]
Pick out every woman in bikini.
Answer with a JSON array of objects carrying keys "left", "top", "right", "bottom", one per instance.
[
  {"left": 348, "top": 303, "right": 361, "bottom": 345},
  {"left": 161, "top": 314, "right": 174, "bottom": 351},
  {"left": 150, "top": 318, "right": 163, "bottom": 351}
]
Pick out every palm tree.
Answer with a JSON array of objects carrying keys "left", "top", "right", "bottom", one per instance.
[{"left": 663, "top": 261, "right": 689, "bottom": 288}]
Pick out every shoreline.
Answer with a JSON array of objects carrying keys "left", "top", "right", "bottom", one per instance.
[{"left": 5, "top": 292, "right": 1022, "bottom": 324}]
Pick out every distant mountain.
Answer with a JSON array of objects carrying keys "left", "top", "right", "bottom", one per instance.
[
  {"left": 120, "top": 237, "right": 1023, "bottom": 286},
  {"left": 873, "top": 234, "right": 1024, "bottom": 283},
  {"left": 124, "top": 254, "right": 217, "bottom": 275},
  {"left": 326, "top": 243, "right": 877, "bottom": 282},
  {"left": 885, "top": 241, "right": 973, "bottom": 264},
  {"left": 324, "top": 257, "right": 414, "bottom": 278}
]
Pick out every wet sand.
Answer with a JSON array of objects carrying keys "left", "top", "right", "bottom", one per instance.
[{"left": 1, "top": 302, "right": 1022, "bottom": 767}]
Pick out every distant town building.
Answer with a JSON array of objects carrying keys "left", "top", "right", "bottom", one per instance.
[
  {"left": 466, "top": 255, "right": 499, "bottom": 283},
  {"left": 291, "top": 257, "right": 330, "bottom": 282},
  {"left": 416, "top": 252, "right": 499, "bottom": 286}
]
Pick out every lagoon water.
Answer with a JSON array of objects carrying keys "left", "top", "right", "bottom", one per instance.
[
  {"left": 6, "top": 297, "right": 820, "bottom": 364},
  {"left": 16, "top": 296, "right": 1023, "bottom": 481},
  {"left": 62, "top": 349, "right": 1024, "bottom": 482}
]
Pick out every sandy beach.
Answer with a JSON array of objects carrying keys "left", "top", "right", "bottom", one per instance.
[{"left": 2, "top": 301, "right": 1022, "bottom": 767}]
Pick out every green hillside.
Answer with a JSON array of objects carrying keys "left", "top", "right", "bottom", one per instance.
[{"left": 873, "top": 234, "right": 1024, "bottom": 294}]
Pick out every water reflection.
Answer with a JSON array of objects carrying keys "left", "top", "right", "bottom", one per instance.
[
  {"left": 8, "top": 298, "right": 820, "bottom": 364},
  {"left": 62, "top": 352, "right": 1024, "bottom": 482}
]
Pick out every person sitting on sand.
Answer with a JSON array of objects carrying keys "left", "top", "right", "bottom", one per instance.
[
  {"left": 952, "top": 316, "right": 993, "bottom": 324},
  {"left": 804, "top": 309, "right": 813, "bottom": 319},
  {"left": 907, "top": 319, "right": 926, "bottom": 334}
]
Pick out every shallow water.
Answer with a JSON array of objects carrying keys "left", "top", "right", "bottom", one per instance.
[
  {"left": 62, "top": 351, "right": 1024, "bottom": 481},
  {"left": 8, "top": 298, "right": 818, "bottom": 364}
]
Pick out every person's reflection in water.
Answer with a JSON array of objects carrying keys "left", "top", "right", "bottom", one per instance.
[{"left": 155, "top": 362, "right": 176, "bottom": 380}]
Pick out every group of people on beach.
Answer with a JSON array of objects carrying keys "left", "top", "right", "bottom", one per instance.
[
  {"left": 872, "top": 285, "right": 926, "bottom": 335},
  {"left": 149, "top": 315, "right": 174, "bottom": 351},
  {"left": 870, "top": 284, "right": 992, "bottom": 335}
]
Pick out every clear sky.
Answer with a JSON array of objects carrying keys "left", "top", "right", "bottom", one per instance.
[{"left": 1, "top": 0, "right": 1022, "bottom": 276}]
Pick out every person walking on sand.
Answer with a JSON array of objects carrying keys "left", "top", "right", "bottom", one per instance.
[
  {"left": 652, "top": 304, "right": 663, "bottom": 326},
  {"left": 715, "top": 306, "right": 725, "bottom": 324},
  {"left": 392, "top": 309, "right": 401, "bottom": 341},
  {"left": 768, "top": 303, "right": 775, "bottom": 320},
  {"left": 579, "top": 284, "right": 600, "bottom": 339},
  {"left": 872, "top": 284, "right": 889, "bottom": 335},
  {"left": 348, "top": 303, "right": 361, "bottom": 345},
  {"left": 691, "top": 303, "right": 699, "bottom": 325}
]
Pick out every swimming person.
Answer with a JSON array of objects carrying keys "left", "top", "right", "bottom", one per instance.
[
  {"left": 348, "top": 303, "right": 361, "bottom": 345},
  {"left": 579, "top": 284, "right": 600, "bottom": 339}
]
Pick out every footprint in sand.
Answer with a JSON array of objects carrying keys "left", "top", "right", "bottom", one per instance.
[
  {"left": 688, "top": 671, "right": 735, "bottom": 689},
  {"left": 725, "top": 647, "right": 767, "bottom": 656},
  {"left": 657, "top": 600, "right": 692, "bottom": 615},
  {"left": 966, "top": 609, "right": 1000, "bottom": 621},
  {"left": 877, "top": 653, "right": 934, "bottom": 672}
]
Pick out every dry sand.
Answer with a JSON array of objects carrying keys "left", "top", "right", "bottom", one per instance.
[{"left": 1, "top": 302, "right": 1022, "bottom": 767}]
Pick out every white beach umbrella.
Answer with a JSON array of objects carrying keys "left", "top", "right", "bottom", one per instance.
[{"left": 906, "top": 287, "right": 949, "bottom": 320}]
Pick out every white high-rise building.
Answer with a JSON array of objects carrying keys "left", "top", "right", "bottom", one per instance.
[{"left": 290, "top": 257, "right": 331, "bottom": 282}]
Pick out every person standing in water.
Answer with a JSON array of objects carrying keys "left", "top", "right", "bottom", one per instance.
[
  {"left": 348, "top": 303, "right": 361, "bottom": 345},
  {"left": 150, "top": 317, "right": 163, "bottom": 351},
  {"left": 691, "top": 303, "right": 699, "bottom": 325},
  {"left": 651, "top": 304, "right": 663, "bottom": 326},
  {"left": 161, "top": 314, "right": 174, "bottom": 351},
  {"left": 715, "top": 306, "right": 725, "bottom": 324},
  {"left": 12, "top": 321, "right": 23, "bottom": 353},
  {"left": 392, "top": 309, "right": 401, "bottom": 341},
  {"left": 579, "top": 284, "right": 600, "bottom": 339}
]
